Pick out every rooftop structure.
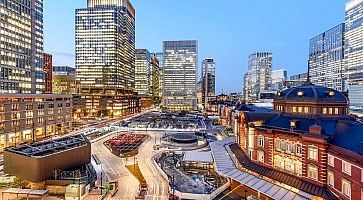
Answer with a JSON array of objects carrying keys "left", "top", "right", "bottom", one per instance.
[{"left": 4, "top": 134, "right": 91, "bottom": 182}]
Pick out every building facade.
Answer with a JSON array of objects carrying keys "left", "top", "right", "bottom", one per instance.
[
  {"left": 75, "top": 0, "right": 135, "bottom": 92},
  {"left": 155, "top": 52, "right": 164, "bottom": 98},
  {"left": 243, "top": 52, "right": 273, "bottom": 102},
  {"left": 308, "top": 23, "right": 346, "bottom": 92},
  {"left": 163, "top": 40, "right": 198, "bottom": 111},
  {"left": 135, "top": 49, "right": 152, "bottom": 96},
  {"left": 345, "top": 0, "right": 363, "bottom": 107},
  {"left": 290, "top": 72, "right": 308, "bottom": 81},
  {"left": 201, "top": 58, "right": 216, "bottom": 111},
  {"left": 0, "top": 0, "right": 44, "bottom": 94},
  {"left": 271, "top": 69, "right": 288, "bottom": 91},
  {"left": 44, "top": 53, "right": 53, "bottom": 93},
  {"left": 0, "top": 94, "right": 72, "bottom": 152},
  {"left": 52, "top": 66, "right": 76, "bottom": 95},
  {"left": 236, "top": 84, "right": 363, "bottom": 199},
  {"left": 75, "top": 0, "right": 140, "bottom": 117}
]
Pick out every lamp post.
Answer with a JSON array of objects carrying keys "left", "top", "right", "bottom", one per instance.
[{"left": 100, "top": 164, "right": 103, "bottom": 195}]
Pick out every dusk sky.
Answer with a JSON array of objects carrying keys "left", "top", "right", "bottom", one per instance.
[{"left": 44, "top": 0, "right": 346, "bottom": 94}]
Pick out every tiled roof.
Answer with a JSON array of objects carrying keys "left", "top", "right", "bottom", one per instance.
[
  {"left": 331, "top": 121, "right": 363, "bottom": 155},
  {"left": 229, "top": 143, "right": 338, "bottom": 200}
]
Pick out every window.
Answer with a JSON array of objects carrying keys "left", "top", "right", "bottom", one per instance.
[
  {"left": 292, "top": 107, "right": 297, "bottom": 113},
  {"left": 286, "top": 142, "right": 292, "bottom": 153},
  {"left": 308, "top": 146, "right": 318, "bottom": 161},
  {"left": 304, "top": 107, "right": 309, "bottom": 113},
  {"left": 26, "top": 119, "right": 33, "bottom": 125},
  {"left": 327, "top": 171, "right": 334, "bottom": 187},
  {"left": 323, "top": 108, "right": 327, "bottom": 114},
  {"left": 276, "top": 139, "right": 281, "bottom": 151},
  {"left": 334, "top": 108, "right": 339, "bottom": 115},
  {"left": 342, "top": 179, "right": 351, "bottom": 199},
  {"left": 328, "top": 155, "right": 334, "bottom": 167},
  {"left": 0, "top": 105, "right": 4, "bottom": 112},
  {"left": 342, "top": 161, "right": 351, "bottom": 175},
  {"left": 308, "top": 164, "right": 318, "bottom": 180},
  {"left": 298, "top": 107, "right": 303, "bottom": 113},
  {"left": 280, "top": 159, "right": 285, "bottom": 169},
  {"left": 296, "top": 144, "right": 302, "bottom": 156},
  {"left": 258, "top": 150, "right": 264, "bottom": 162},
  {"left": 258, "top": 136, "right": 264, "bottom": 147}
]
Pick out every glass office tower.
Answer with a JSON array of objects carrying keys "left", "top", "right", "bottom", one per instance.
[
  {"left": 163, "top": 40, "right": 198, "bottom": 111},
  {"left": 271, "top": 69, "right": 287, "bottom": 91},
  {"left": 243, "top": 52, "right": 272, "bottom": 102},
  {"left": 0, "top": 0, "right": 44, "bottom": 94},
  {"left": 345, "top": 0, "right": 363, "bottom": 106},
  {"left": 135, "top": 49, "right": 151, "bottom": 96},
  {"left": 308, "top": 23, "right": 346, "bottom": 92},
  {"left": 201, "top": 58, "right": 216, "bottom": 110},
  {"left": 155, "top": 52, "right": 164, "bottom": 97},
  {"left": 75, "top": 0, "right": 135, "bottom": 93}
]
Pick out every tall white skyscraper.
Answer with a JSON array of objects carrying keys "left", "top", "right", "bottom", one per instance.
[
  {"left": 163, "top": 40, "right": 198, "bottom": 111},
  {"left": 345, "top": 0, "right": 363, "bottom": 106},
  {"left": 271, "top": 69, "right": 287, "bottom": 91},
  {"left": 243, "top": 52, "right": 272, "bottom": 102},
  {"left": 201, "top": 58, "right": 216, "bottom": 110}
]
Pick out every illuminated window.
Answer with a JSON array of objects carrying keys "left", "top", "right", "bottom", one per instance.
[
  {"left": 342, "top": 161, "right": 351, "bottom": 175},
  {"left": 304, "top": 107, "right": 309, "bottom": 113},
  {"left": 323, "top": 108, "right": 327, "bottom": 114},
  {"left": 296, "top": 144, "right": 302, "bottom": 156},
  {"left": 298, "top": 107, "right": 303, "bottom": 113},
  {"left": 258, "top": 136, "right": 264, "bottom": 147},
  {"left": 286, "top": 142, "right": 292, "bottom": 153},
  {"left": 292, "top": 106, "right": 297, "bottom": 113},
  {"left": 342, "top": 179, "right": 351, "bottom": 199},
  {"left": 327, "top": 171, "right": 334, "bottom": 187},
  {"left": 328, "top": 155, "right": 334, "bottom": 167},
  {"left": 308, "top": 146, "right": 318, "bottom": 161},
  {"left": 334, "top": 108, "right": 339, "bottom": 115},
  {"left": 308, "top": 164, "right": 318, "bottom": 180},
  {"left": 257, "top": 150, "right": 264, "bottom": 163}
]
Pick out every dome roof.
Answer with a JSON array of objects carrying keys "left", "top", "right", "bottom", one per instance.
[{"left": 274, "top": 84, "right": 349, "bottom": 104}]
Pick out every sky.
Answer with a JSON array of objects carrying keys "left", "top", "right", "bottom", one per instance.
[{"left": 44, "top": 0, "right": 347, "bottom": 94}]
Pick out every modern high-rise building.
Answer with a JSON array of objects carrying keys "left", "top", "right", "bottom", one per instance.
[
  {"left": 271, "top": 69, "right": 287, "bottom": 91},
  {"left": 155, "top": 52, "right": 164, "bottom": 97},
  {"left": 75, "top": 0, "right": 140, "bottom": 117},
  {"left": 201, "top": 58, "right": 216, "bottom": 110},
  {"left": 290, "top": 72, "right": 308, "bottom": 82},
  {"left": 135, "top": 49, "right": 152, "bottom": 96},
  {"left": 163, "top": 40, "right": 198, "bottom": 111},
  {"left": 135, "top": 49, "right": 161, "bottom": 103},
  {"left": 52, "top": 66, "right": 76, "bottom": 95},
  {"left": 75, "top": 0, "right": 135, "bottom": 93},
  {"left": 0, "top": 0, "right": 44, "bottom": 94},
  {"left": 243, "top": 52, "right": 272, "bottom": 102},
  {"left": 44, "top": 53, "right": 53, "bottom": 94},
  {"left": 308, "top": 23, "right": 346, "bottom": 92},
  {"left": 345, "top": 0, "right": 363, "bottom": 106}
]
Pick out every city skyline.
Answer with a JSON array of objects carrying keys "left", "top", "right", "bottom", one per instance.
[{"left": 43, "top": 0, "right": 346, "bottom": 93}]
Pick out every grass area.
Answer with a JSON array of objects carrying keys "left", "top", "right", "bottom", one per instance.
[{"left": 125, "top": 164, "right": 147, "bottom": 188}]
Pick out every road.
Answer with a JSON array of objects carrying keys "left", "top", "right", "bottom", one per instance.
[
  {"left": 136, "top": 131, "right": 169, "bottom": 200},
  {"left": 91, "top": 135, "right": 140, "bottom": 199}
]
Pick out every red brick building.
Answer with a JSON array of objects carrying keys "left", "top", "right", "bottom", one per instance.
[
  {"left": 43, "top": 53, "right": 53, "bottom": 93},
  {"left": 237, "top": 84, "right": 363, "bottom": 199}
]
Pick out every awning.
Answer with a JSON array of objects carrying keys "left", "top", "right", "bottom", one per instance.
[
  {"left": 210, "top": 138, "right": 313, "bottom": 200},
  {"left": 183, "top": 151, "right": 213, "bottom": 163}
]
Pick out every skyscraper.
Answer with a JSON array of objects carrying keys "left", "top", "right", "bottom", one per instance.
[
  {"left": 163, "top": 40, "right": 198, "bottom": 111},
  {"left": 345, "top": 0, "right": 363, "bottom": 106},
  {"left": 0, "top": 0, "right": 44, "bottom": 94},
  {"left": 44, "top": 53, "right": 53, "bottom": 94},
  {"left": 308, "top": 23, "right": 346, "bottom": 92},
  {"left": 74, "top": 0, "right": 140, "bottom": 117},
  {"left": 271, "top": 69, "right": 287, "bottom": 91},
  {"left": 75, "top": 0, "right": 135, "bottom": 93},
  {"left": 155, "top": 52, "right": 164, "bottom": 97},
  {"left": 201, "top": 58, "right": 216, "bottom": 110},
  {"left": 135, "top": 49, "right": 151, "bottom": 96},
  {"left": 243, "top": 52, "right": 272, "bottom": 102}
]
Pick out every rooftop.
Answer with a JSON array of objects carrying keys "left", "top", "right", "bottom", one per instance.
[
  {"left": 6, "top": 134, "right": 89, "bottom": 157},
  {"left": 274, "top": 84, "right": 348, "bottom": 104}
]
